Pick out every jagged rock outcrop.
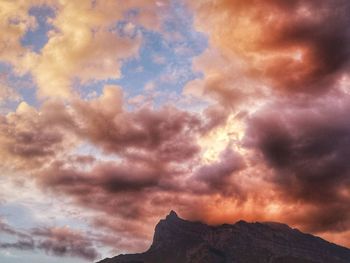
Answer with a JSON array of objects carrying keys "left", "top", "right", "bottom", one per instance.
[{"left": 97, "top": 210, "right": 350, "bottom": 263}]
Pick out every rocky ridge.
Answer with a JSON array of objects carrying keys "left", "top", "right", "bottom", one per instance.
[{"left": 97, "top": 211, "right": 350, "bottom": 263}]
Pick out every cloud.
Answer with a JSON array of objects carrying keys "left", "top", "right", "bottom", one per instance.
[
  {"left": 191, "top": 146, "right": 245, "bottom": 195},
  {"left": 0, "top": 86, "right": 209, "bottom": 247},
  {"left": 0, "top": 96, "right": 86, "bottom": 172},
  {"left": 39, "top": 161, "right": 167, "bottom": 196},
  {"left": 0, "top": 102, "right": 68, "bottom": 170},
  {"left": 199, "top": 104, "right": 231, "bottom": 133},
  {"left": 0, "top": 217, "right": 99, "bottom": 261},
  {"left": 189, "top": 0, "right": 350, "bottom": 95},
  {"left": 2, "top": 0, "right": 350, "bottom": 252},
  {"left": 244, "top": 93, "right": 350, "bottom": 233},
  {"left": 33, "top": 226, "right": 99, "bottom": 260},
  {"left": 0, "top": 218, "right": 35, "bottom": 251},
  {"left": 0, "top": 240, "right": 35, "bottom": 250},
  {"left": 0, "top": 0, "right": 168, "bottom": 98},
  {"left": 28, "top": 0, "right": 142, "bottom": 98},
  {"left": 2, "top": 84, "right": 349, "bottom": 248},
  {"left": 0, "top": 0, "right": 37, "bottom": 66},
  {"left": 184, "top": 47, "right": 259, "bottom": 109},
  {"left": 0, "top": 84, "right": 203, "bottom": 178},
  {"left": 1, "top": 69, "right": 350, "bottom": 253},
  {"left": 70, "top": 87, "right": 202, "bottom": 163},
  {"left": 0, "top": 218, "right": 30, "bottom": 238},
  {"left": 182, "top": 2, "right": 350, "bottom": 244}
]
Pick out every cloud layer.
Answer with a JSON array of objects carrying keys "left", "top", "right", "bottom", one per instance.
[
  {"left": 1, "top": 0, "right": 350, "bottom": 261},
  {"left": 190, "top": 0, "right": 350, "bottom": 94},
  {"left": 0, "top": 218, "right": 99, "bottom": 260}
]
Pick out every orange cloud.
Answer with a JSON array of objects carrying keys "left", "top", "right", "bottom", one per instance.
[
  {"left": 189, "top": 0, "right": 350, "bottom": 94},
  {"left": 0, "top": 0, "right": 168, "bottom": 98}
]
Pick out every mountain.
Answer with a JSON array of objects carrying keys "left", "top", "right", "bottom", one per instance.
[{"left": 97, "top": 210, "right": 350, "bottom": 263}]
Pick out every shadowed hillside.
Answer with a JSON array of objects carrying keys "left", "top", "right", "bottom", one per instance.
[{"left": 97, "top": 211, "right": 350, "bottom": 263}]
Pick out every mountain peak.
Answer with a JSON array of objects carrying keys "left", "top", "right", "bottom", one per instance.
[
  {"left": 98, "top": 214, "right": 350, "bottom": 263},
  {"left": 166, "top": 210, "right": 178, "bottom": 220}
]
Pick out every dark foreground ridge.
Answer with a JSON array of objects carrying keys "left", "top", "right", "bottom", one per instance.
[{"left": 97, "top": 210, "right": 350, "bottom": 263}]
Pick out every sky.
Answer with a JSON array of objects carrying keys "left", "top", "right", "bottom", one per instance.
[{"left": 0, "top": 0, "right": 350, "bottom": 262}]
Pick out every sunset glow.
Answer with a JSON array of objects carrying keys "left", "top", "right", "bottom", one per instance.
[{"left": 1, "top": 0, "right": 350, "bottom": 262}]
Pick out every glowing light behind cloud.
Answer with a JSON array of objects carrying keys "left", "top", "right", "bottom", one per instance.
[{"left": 1, "top": 0, "right": 350, "bottom": 262}]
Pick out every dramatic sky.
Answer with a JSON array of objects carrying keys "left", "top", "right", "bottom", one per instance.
[{"left": 1, "top": 0, "right": 350, "bottom": 262}]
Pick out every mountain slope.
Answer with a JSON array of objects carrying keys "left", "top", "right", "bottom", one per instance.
[{"left": 98, "top": 211, "right": 350, "bottom": 263}]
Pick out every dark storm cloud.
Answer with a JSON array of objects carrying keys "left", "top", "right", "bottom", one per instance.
[
  {"left": 245, "top": 95, "right": 350, "bottom": 232},
  {"left": 262, "top": 0, "right": 350, "bottom": 93}
]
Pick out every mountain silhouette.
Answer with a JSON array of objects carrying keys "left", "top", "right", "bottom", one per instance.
[{"left": 97, "top": 210, "right": 350, "bottom": 263}]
